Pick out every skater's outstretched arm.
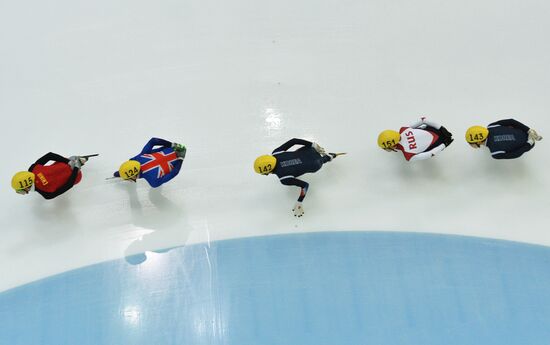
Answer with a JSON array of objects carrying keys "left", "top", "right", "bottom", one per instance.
[
  {"left": 140, "top": 138, "right": 172, "bottom": 154},
  {"left": 33, "top": 152, "right": 69, "bottom": 166},
  {"left": 409, "top": 143, "right": 446, "bottom": 162},
  {"left": 488, "top": 119, "right": 529, "bottom": 132},
  {"left": 272, "top": 138, "right": 312, "bottom": 154},
  {"left": 410, "top": 118, "right": 442, "bottom": 130},
  {"left": 280, "top": 177, "right": 309, "bottom": 202},
  {"left": 491, "top": 143, "right": 533, "bottom": 159}
]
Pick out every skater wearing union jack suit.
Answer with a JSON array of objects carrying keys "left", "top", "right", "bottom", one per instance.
[{"left": 113, "top": 138, "right": 186, "bottom": 187}]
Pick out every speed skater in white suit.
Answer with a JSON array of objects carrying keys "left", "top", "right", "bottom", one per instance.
[{"left": 377, "top": 117, "right": 454, "bottom": 161}]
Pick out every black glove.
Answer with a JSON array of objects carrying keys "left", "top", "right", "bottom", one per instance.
[
  {"left": 444, "top": 137, "right": 454, "bottom": 146},
  {"left": 439, "top": 126, "right": 453, "bottom": 146},
  {"left": 439, "top": 126, "right": 452, "bottom": 138}
]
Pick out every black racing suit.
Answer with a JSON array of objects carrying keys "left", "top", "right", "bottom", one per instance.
[
  {"left": 486, "top": 119, "right": 533, "bottom": 159},
  {"left": 271, "top": 138, "right": 332, "bottom": 202}
]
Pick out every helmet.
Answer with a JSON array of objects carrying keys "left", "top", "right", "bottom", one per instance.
[
  {"left": 377, "top": 130, "right": 400, "bottom": 149},
  {"left": 254, "top": 155, "right": 277, "bottom": 175},
  {"left": 465, "top": 126, "right": 489, "bottom": 144},
  {"left": 119, "top": 160, "right": 141, "bottom": 180},
  {"left": 11, "top": 171, "right": 35, "bottom": 192}
]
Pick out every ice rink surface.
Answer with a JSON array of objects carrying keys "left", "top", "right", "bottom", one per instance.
[
  {"left": 1, "top": 0, "right": 549, "bottom": 294},
  {"left": 3, "top": 233, "right": 550, "bottom": 344}
]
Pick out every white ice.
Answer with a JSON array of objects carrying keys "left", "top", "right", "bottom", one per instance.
[{"left": 0, "top": 0, "right": 549, "bottom": 292}]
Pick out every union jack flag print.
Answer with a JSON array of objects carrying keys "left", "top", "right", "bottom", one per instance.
[{"left": 140, "top": 151, "right": 179, "bottom": 178}]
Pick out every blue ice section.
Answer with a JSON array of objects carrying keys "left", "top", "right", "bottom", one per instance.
[{"left": 2, "top": 232, "right": 550, "bottom": 344}]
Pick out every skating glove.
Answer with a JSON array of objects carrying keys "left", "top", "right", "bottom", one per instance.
[
  {"left": 438, "top": 126, "right": 453, "bottom": 146},
  {"left": 68, "top": 156, "right": 87, "bottom": 169},
  {"left": 312, "top": 142, "right": 326, "bottom": 155},
  {"left": 444, "top": 137, "right": 454, "bottom": 147},
  {"left": 172, "top": 143, "right": 187, "bottom": 159},
  {"left": 439, "top": 126, "right": 452, "bottom": 138},
  {"left": 293, "top": 202, "right": 304, "bottom": 217},
  {"left": 528, "top": 129, "right": 543, "bottom": 145}
]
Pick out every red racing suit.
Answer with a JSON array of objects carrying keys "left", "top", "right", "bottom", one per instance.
[{"left": 28, "top": 152, "right": 82, "bottom": 199}]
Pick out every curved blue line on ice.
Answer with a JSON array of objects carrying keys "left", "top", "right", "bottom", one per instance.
[{"left": 1, "top": 232, "right": 550, "bottom": 344}]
